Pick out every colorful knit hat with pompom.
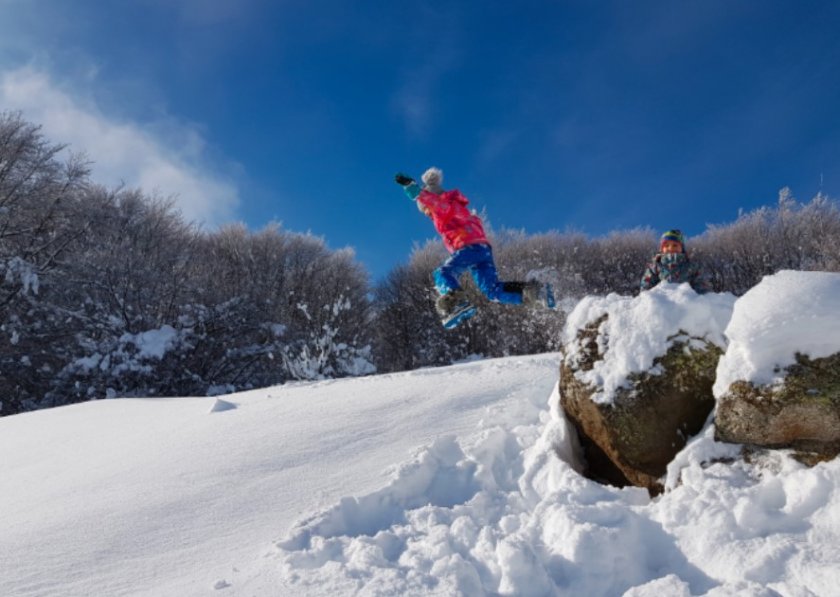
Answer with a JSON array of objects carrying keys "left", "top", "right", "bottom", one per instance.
[{"left": 660, "top": 229, "right": 685, "bottom": 252}]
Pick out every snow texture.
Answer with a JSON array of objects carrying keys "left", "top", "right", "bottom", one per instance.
[
  {"left": 123, "top": 325, "right": 179, "bottom": 360},
  {"left": 3, "top": 274, "right": 840, "bottom": 596},
  {"left": 714, "top": 269, "right": 840, "bottom": 396},
  {"left": 3, "top": 256, "right": 39, "bottom": 294},
  {"left": 563, "top": 283, "right": 736, "bottom": 404}
]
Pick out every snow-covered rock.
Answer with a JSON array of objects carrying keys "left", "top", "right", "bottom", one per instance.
[
  {"left": 714, "top": 271, "right": 840, "bottom": 458},
  {"left": 562, "top": 284, "right": 735, "bottom": 406},
  {"left": 560, "top": 284, "right": 735, "bottom": 493}
]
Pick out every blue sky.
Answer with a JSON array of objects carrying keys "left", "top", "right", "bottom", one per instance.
[{"left": 2, "top": 0, "right": 839, "bottom": 279}]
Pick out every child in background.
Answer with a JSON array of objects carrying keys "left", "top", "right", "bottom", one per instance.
[
  {"left": 640, "top": 229, "right": 711, "bottom": 294},
  {"left": 395, "top": 167, "right": 553, "bottom": 328}
]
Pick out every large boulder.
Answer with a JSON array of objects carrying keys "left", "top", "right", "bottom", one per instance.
[
  {"left": 560, "top": 285, "right": 735, "bottom": 494},
  {"left": 714, "top": 271, "right": 840, "bottom": 461},
  {"left": 716, "top": 353, "right": 840, "bottom": 458}
]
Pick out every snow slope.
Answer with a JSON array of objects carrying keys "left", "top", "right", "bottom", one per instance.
[
  {"left": 1, "top": 355, "right": 559, "bottom": 596},
  {"left": 3, "top": 295, "right": 840, "bottom": 596}
]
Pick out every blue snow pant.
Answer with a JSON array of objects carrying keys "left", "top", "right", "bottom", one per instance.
[{"left": 433, "top": 244, "right": 523, "bottom": 305}]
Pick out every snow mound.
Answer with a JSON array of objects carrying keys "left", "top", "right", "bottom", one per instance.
[
  {"left": 209, "top": 398, "right": 237, "bottom": 413},
  {"left": 563, "top": 284, "right": 736, "bottom": 404},
  {"left": 274, "top": 383, "right": 840, "bottom": 596},
  {"left": 659, "top": 421, "right": 840, "bottom": 595},
  {"left": 275, "top": 385, "right": 664, "bottom": 595},
  {"left": 714, "top": 270, "right": 840, "bottom": 396}
]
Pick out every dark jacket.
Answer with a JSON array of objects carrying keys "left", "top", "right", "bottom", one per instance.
[{"left": 640, "top": 252, "right": 711, "bottom": 294}]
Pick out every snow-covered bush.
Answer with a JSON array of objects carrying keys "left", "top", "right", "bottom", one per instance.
[
  {"left": 281, "top": 298, "right": 376, "bottom": 380},
  {"left": 5, "top": 109, "right": 840, "bottom": 415},
  {"left": 693, "top": 189, "right": 840, "bottom": 294}
]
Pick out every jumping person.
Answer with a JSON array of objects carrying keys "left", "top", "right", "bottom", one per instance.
[{"left": 395, "top": 167, "right": 553, "bottom": 328}]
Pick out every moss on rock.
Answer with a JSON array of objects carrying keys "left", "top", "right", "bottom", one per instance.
[
  {"left": 715, "top": 352, "right": 840, "bottom": 458},
  {"left": 560, "top": 318, "right": 722, "bottom": 496}
]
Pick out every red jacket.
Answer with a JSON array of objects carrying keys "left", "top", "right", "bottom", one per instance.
[{"left": 417, "top": 189, "right": 489, "bottom": 253}]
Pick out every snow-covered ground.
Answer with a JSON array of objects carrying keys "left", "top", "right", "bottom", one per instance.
[
  {"left": 1, "top": 355, "right": 559, "bottom": 596},
  {"left": 3, "top": 355, "right": 839, "bottom": 597},
  {"left": 4, "top": 274, "right": 840, "bottom": 596}
]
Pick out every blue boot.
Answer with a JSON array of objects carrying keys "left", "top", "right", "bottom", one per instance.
[{"left": 436, "top": 290, "right": 477, "bottom": 329}]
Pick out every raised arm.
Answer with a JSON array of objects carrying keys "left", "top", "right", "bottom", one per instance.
[{"left": 395, "top": 172, "right": 421, "bottom": 200}]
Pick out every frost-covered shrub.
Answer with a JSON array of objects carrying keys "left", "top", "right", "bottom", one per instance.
[
  {"left": 281, "top": 298, "right": 376, "bottom": 381},
  {"left": 5, "top": 109, "right": 840, "bottom": 415}
]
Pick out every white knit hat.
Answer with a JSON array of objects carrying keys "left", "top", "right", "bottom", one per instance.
[{"left": 421, "top": 167, "right": 444, "bottom": 193}]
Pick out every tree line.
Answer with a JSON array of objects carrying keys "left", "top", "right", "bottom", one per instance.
[{"left": 3, "top": 111, "right": 839, "bottom": 416}]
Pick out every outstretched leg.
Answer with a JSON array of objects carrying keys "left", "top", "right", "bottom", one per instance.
[
  {"left": 467, "top": 245, "right": 524, "bottom": 305},
  {"left": 468, "top": 245, "right": 555, "bottom": 308}
]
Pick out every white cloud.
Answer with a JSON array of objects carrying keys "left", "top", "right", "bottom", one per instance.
[
  {"left": 393, "top": 88, "right": 433, "bottom": 138},
  {"left": 391, "top": 7, "right": 461, "bottom": 139},
  {"left": 475, "top": 127, "right": 521, "bottom": 167},
  {"left": 0, "top": 66, "right": 240, "bottom": 227}
]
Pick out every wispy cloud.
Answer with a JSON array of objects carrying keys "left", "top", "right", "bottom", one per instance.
[
  {"left": 474, "top": 127, "right": 521, "bottom": 167},
  {"left": 0, "top": 66, "right": 240, "bottom": 227},
  {"left": 393, "top": 88, "right": 434, "bottom": 138},
  {"left": 391, "top": 5, "right": 462, "bottom": 139},
  {"left": 138, "top": 0, "right": 263, "bottom": 26}
]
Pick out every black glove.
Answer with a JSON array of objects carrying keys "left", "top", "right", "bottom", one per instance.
[{"left": 394, "top": 173, "right": 415, "bottom": 186}]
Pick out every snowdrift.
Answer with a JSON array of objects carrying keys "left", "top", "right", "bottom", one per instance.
[{"left": 3, "top": 271, "right": 840, "bottom": 596}]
